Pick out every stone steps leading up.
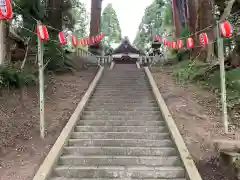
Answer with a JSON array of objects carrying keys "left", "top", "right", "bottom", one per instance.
[{"left": 49, "top": 64, "right": 187, "bottom": 180}]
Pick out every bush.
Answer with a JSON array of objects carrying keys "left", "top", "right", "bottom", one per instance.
[
  {"left": 171, "top": 60, "right": 240, "bottom": 108},
  {"left": 0, "top": 66, "right": 37, "bottom": 89}
]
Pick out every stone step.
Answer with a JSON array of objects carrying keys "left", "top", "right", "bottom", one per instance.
[
  {"left": 90, "top": 96, "right": 155, "bottom": 100},
  {"left": 95, "top": 88, "right": 152, "bottom": 91},
  {"left": 53, "top": 166, "right": 185, "bottom": 178},
  {"left": 77, "top": 120, "right": 164, "bottom": 126},
  {"left": 87, "top": 100, "right": 157, "bottom": 103},
  {"left": 71, "top": 132, "right": 170, "bottom": 140},
  {"left": 80, "top": 115, "right": 162, "bottom": 121},
  {"left": 82, "top": 111, "right": 160, "bottom": 116},
  {"left": 92, "top": 92, "right": 153, "bottom": 96},
  {"left": 68, "top": 139, "right": 173, "bottom": 147},
  {"left": 97, "top": 84, "right": 150, "bottom": 87},
  {"left": 75, "top": 126, "right": 166, "bottom": 133},
  {"left": 50, "top": 178, "right": 186, "bottom": 180},
  {"left": 58, "top": 155, "right": 182, "bottom": 166},
  {"left": 63, "top": 147, "right": 177, "bottom": 156},
  {"left": 97, "top": 85, "right": 151, "bottom": 87},
  {"left": 87, "top": 102, "right": 158, "bottom": 107},
  {"left": 85, "top": 106, "right": 159, "bottom": 111}
]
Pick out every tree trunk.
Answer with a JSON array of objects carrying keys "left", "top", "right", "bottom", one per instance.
[
  {"left": 47, "top": 0, "right": 63, "bottom": 30},
  {"left": 196, "top": 0, "right": 215, "bottom": 61}
]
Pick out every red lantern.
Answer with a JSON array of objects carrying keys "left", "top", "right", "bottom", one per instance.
[
  {"left": 163, "top": 39, "right": 167, "bottom": 46},
  {"left": 72, "top": 36, "right": 78, "bottom": 46},
  {"left": 79, "top": 38, "right": 85, "bottom": 46},
  {"left": 220, "top": 21, "right": 233, "bottom": 38},
  {"left": 167, "top": 42, "right": 171, "bottom": 48},
  {"left": 186, "top": 37, "right": 194, "bottom": 48},
  {"left": 0, "top": 0, "right": 13, "bottom": 20},
  {"left": 177, "top": 40, "right": 183, "bottom": 49},
  {"left": 58, "top": 32, "right": 67, "bottom": 45},
  {"left": 37, "top": 25, "right": 49, "bottom": 41},
  {"left": 199, "top": 33, "right": 208, "bottom": 47},
  {"left": 172, "top": 42, "right": 177, "bottom": 49},
  {"left": 91, "top": 36, "right": 95, "bottom": 44},
  {"left": 84, "top": 38, "right": 89, "bottom": 45}
]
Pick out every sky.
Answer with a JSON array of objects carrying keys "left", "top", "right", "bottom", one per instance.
[{"left": 81, "top": 0, "right": 154, "bottom": 43}]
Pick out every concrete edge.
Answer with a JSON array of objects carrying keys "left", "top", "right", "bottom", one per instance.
[
  {"left": 136, "top": 62, "right": 140, "bottom": 69},
  {"left": 144, "top": 67, "right": 202, "bottom": 180},
  {"left": 33, "top": 66, "right": 104, "bottom": 180},
  {"left": 110, "top": 61, "right": 115, "bottom": 69}
]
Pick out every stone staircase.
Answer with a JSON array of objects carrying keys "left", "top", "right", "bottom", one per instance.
[{"left": 49, "top": 64, "right": 187, "bottom": 179}]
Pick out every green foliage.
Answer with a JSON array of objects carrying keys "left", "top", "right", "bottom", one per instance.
[
  {"left": 162, "top": 2, "right": 172, "bottom": 27},
  {"left": 133, "top": 0, "right": 165, "bottom": 49},
  {"left": 72, "top": 1, "right": 88, "bottom": 37},
  {"left": 101, "top": 3, "right": 122, "bottom": 52},
  {"left": 0, "top": 66, "right": 37, "bottom": 89},
  {"left": 44, "top": 40, "right": 76, "bottom": 72},
  {"left": 171, "top": 60, "right": 240, "bottom": 108}
]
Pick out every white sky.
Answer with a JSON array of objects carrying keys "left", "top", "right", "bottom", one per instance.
[{"left": 81, "top": 0, "right": 154, "bottom": 43}]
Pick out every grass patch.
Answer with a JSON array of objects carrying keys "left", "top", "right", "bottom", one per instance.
[{"left": 171, "top": 60, "right": 240, "bottom": 109}]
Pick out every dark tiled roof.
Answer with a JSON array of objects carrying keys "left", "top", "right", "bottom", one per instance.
[{"left": 112, "top": 37, "right": 143, "bottom": 55}]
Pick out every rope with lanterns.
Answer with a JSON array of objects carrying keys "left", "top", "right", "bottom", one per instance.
[
  {"left": 36, "top": 24, "right": 105, "bottom": 46},
  {"left": 154, "top": 20, "right": 233, "bottom": 49},
  {"left": 0, "top": 0, "right": 105, "bottom": 47}
]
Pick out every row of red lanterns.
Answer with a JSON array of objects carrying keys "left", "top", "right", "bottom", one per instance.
[
  {"left": 0, "top": 0, "right": 104, "bottom": 47},
  {"left": 36, "top": 24, "right": 105, "bottom": 46},
  {"left": 154, "top": 20, "right": 233, "bottom": 49},
  {"left": 58, "top": 31, "right": 105, "bottom": 46}
]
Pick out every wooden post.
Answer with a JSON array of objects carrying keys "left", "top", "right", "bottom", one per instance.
[
  {"left": 0, "top": 21, "right": 5, "bottom": 65},
  {"left": 216, "top": 22, "right": 228, "bottom": 133},
  {"left": 37, "top": 21, "right": 45, "bottom": 138}
]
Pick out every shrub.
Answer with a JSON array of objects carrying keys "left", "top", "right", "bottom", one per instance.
[{"left": 0, "top": 66, "right": 37, "bottom": 89}]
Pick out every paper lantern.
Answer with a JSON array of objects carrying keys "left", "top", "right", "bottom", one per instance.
[
  {"left": 177, "top": 40, "right": 183, "bottom": 49},
  {"left": 58, "top": 32, "right": 67, "bottom": 45},
  {"left": 163, "top": 39, "right": 168, "bottom": 46},
  {"left": 84, "top": 38, "right": 89, "bottom": 45},
  {"left": 37, "top": 25, "right": 49, "bottom": 41},
  {"left": 79, "top": 38, "right": 85, "bottom": 46},
  {"left": 72, "top": 36, "right": 78, "bottom": 46},
  {"left": 220, "top": 21, "right": 233, "bottom": 38},
  {"left": 172, "top": 42, "right": 177, "bottom": 49},
  {"left": 186, "top": 37, "right": 194, "bottom": 48},
  {"left": 199, "top": 33, "right": 208, "bottom": 47},
  {"left": 167, "top": 42, "right": 171, "bottom": 48},
  {"left": 0, "top": 0, "right": 13, "bottom": 20},
  {"left": 91, "top": 36, "right": 95, "bottom": 44}
]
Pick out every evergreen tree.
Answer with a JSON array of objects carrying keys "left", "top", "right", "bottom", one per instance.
[{"left": 101, "top": 3, "right": 122, "bottom": 52}]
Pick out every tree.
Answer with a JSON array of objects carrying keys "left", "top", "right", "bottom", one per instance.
[
  {"left": 73, "top": 1, "right": 89, "bottom": 38},
  {"left": 101, "top": 3, "right": 122, "bottom": 52},
  {"left": 133, "top": 0, "right": 165, "bottom": 49}
]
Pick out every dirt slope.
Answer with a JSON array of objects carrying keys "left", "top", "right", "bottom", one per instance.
[
  {"left": 152, "top": 67, "right": 239, "bottom": 180},
  {"left": 0, "top": 68, "right": 98, "bottom": 180}
]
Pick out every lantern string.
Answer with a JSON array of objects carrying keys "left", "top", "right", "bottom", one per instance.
[
  {"left": 153, "top": 9, "right": 240, "bottom": 43},
  {"left": 12, "top": 0, "right": 103, "bottom": 40}
]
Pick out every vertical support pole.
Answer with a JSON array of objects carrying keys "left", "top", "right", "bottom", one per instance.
[
  {"left": 37, "top": 21, "right": 45, "bottom": 139},
  {"left": 0, "top": 21, "right": 5, "bottom": 65},
  {"left": 216, "top": 22, "right": 228, "bottom": 133}
]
